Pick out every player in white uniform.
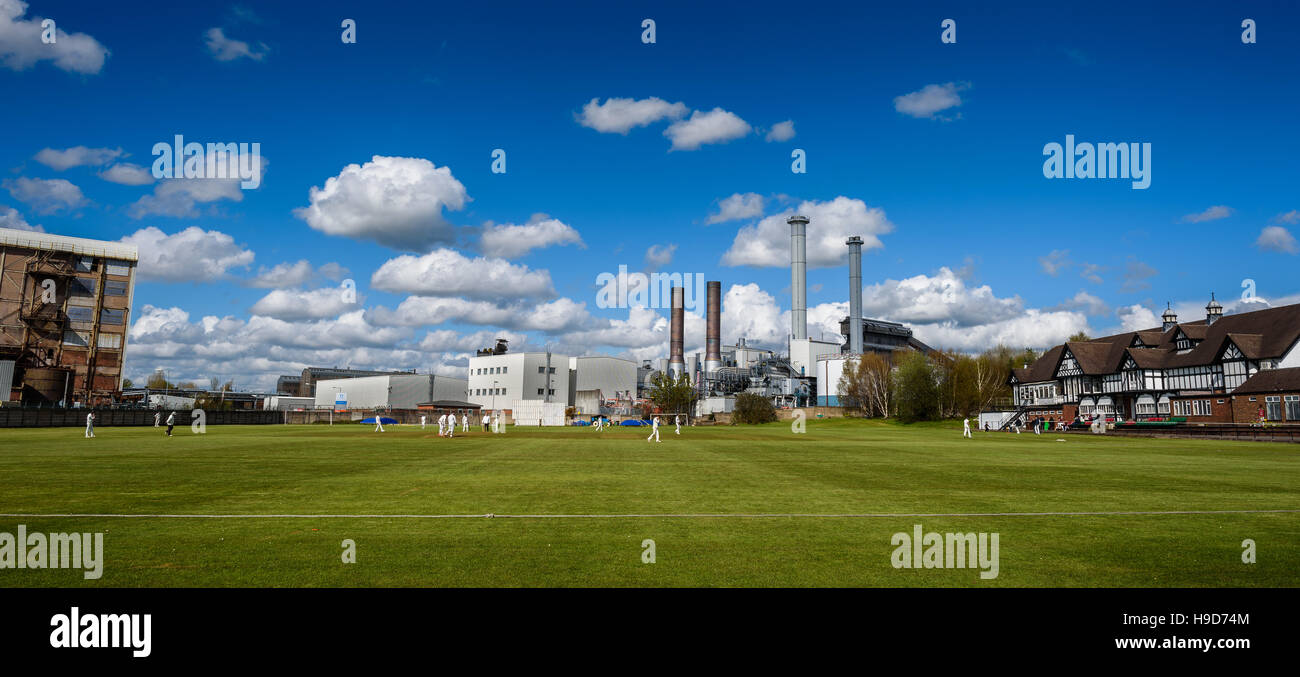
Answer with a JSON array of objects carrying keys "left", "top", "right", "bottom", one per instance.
[
  {"left": 962, "top": 417, "right": 972, "bottom": 439},
  {"left": 675, "top": 414, "right": 682, "bottom": 435},
  {"left": 154, "top": 411, "right": 161, "bottom": 427},
  {"left": 647, "top": 416, "right": 660, "bottom": 443},
  {"left": 462, "top": 413, "right": 468, "bottom": 433},
  {"left": 374, "top": 415, "right": 385, "bottom": 433},
  {"left": 437, "top": 413, "right": 447, "bottom": 436},
  {"left": 420, "top": 415, "right": 426, "bottom": 430},
  {"left": 447, "top": 412, "right": 457, "bottom": 438},
  {"left": 84, "top": 412, "right": 95, "bottom": 438}
]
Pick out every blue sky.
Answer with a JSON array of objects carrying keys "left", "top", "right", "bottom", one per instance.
[{"left": 2, "top": 0, "right": 1298, "bottom": 389}]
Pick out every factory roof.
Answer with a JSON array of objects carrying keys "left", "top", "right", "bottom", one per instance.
[{"left": 0, "top": 227, "right": 139, "bottom": 262}]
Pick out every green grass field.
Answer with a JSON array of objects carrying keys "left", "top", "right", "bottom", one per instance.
[{"left": 1, "top": 418, "right": 1297, "bottom": 587}]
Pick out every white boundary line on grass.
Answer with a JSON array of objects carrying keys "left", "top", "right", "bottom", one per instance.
[{"left": 1, "top": 509, "right": 1298, "bottom": 519}]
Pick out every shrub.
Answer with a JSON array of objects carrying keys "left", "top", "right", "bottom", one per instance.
[{"left": 732, "top": 393, "right": 776, "bottom": 424}]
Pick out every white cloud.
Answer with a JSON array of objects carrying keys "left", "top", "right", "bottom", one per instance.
[
  {"left": 859, "top": 267, "right": 1023, "bottom": 327},
  {"left": 1256, "top": 226, "right": 1298, "bottom": 254},
  {"left": 418, "top": 329, "right": 527, "bottom": 354},
  {"left": 98, "top": 163, "right": 156, "bottom": 186},
  {"left": 893, "top": 82, "right": 968, "bottom": 120},
  {"left": 204, "top": 27, "right": 267, "bottom": 62},
  {"left": 664, "top": 108, "right": 752, "bottom": 150},
  {"left": 1080, "top": 263, "right": 1105, "bottom": 285},
  {"left": 294, "top": 156, "right": 468, "bottom": 251},
  {"left": 575, "top": 96, "right": 687, "bottom": 134},
  {"left": 1181, "top": 205, "right": 1233, "bottom": 223},
  {"left": 246, "top": 260, "right": 314, "bottom": 288},
  {"left": 0, "top": 204, "right": 41, "bottom": 231},
  {"left": 120, "top": 226, "right": 255, "bottom": 282},
  {"left": 249, "top": 284, "right": 361, "bottom": 321},
  {"left": 912, "top": 309, "right": 1089, "bottom": 352},
  {"left": 1052, "top": 290, "right": 1110, "bottom": 316},
  {"left": 128, "top": 178, "right": 245, "bottom": 218},
  {"left": 368, "top": 295, "right": 589, "bottom": 333},
  {"left": 1119, "top": 259, "right": 1158, "bottom": 293},
  {"left": 2, "top": 177, "right": 87, "bottom": 213},
  {"left": 317, "top": 262, "right": 350, "bottom": 281},
  {"left": 479, "top": 215, "right": 584, "bottom": 259},
  {"left": 370, "top": 248, "right": 554, "bottom": 300},
  {"left": 720, "top": 282, "right": 786, "bottom": 347},
  {"left": 34, "top": 145, "right": 123, "bottom": 170},
  {"left": 1115, "top": 304, "right": 1160, "bottom": 332},
  {"left": 764, "top": 120, "right": 796, "bottom": 142},
  {"left": 1039, "top": 249, "right": 1071, "bottom": 276},
  {"left": 0, "top": 0, "right": 109, "bottom": 74},
  {"left": 706, "top": 192, "right": 764, "bottom": 224},
  {"left": 644, "top": 243, "right": 676, "bottom": 270},
  {"left": 1274, "top": 210, "right": 1300, "bottom": 225},
  {"left": 721, "top": 196, "right": 893, "bottom": 268}
]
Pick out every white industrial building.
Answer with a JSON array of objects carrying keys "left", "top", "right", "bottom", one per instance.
[
  {"left": 312, "top": 373, "right": 467, "bottom": 410},
  {"left": 465, "top": 350, "right": 638, "bottom": 423},
  {"left": 790, "top": 337, "right": 842, "bottom": 378}
]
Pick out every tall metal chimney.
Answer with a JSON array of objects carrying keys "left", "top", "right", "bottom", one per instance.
[
  {"left": 846, "top": 236, "right": 863, "bottom": 354},
  {"left": 705, "top": 280, "right": 722, "bottom": 374},
  {"left": 788, "top": 215, "right": 809, "bottom": 341},
  {"left": 669, "top": 286, "right": 685, "bottom": 378}
]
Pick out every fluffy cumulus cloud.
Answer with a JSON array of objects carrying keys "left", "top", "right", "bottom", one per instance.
[
  {"left": 125, "top": 304, "right": 447, "bottom": 390},
  {"left": 1256, "top": 226, "right": 1298, "bottom": 254},
  {"left": 245, "top": 259, "right": 347, "bottom": 288},
  {"left": 0, "top": 0, "right": 110, "bottom": 74},
  {"left": 0, "top": 204, "right": 41, "bottom": 231},
  {"left": 3, "top": 177, "right": 87, "bottom": 213},
  {"left": 479, "top": 215, "right": 584, "bottom": 259},
  {"left": 721, "top": 196, "right": 893, "bottom": 268},
  {"left": 911, "top": 309, "right": 1089, "bottom": 352},
  {"left": 765, "top": 120, "right": 796, "bottom": 142},
  {"left": 418, "top": 329, "right": 527, "bottom": 355},
  {"left": 859, "top": 267, "right": 1023, "bottom": 327},
  {"left": 294, "top": 156, "right": 468, "bottom": 251},
  {"left": 1181, "top": 205, "right": 1233, "bottom": 223},
  {"left": 98, "top": 163, "right": 155, "bottom": 186},
  {"left": 1115, "top": 304, "right": 1160, "bottom": 332},
  {"left": 34, "top": 145, "right": 123, "bottom": 170},
  {"left": 575, "top": 96, "right": 688, "bottom": 134},
  {"left": 706, "top": 192, "right": 764, "bottom": 224},
  {"left": 120, "top": 226, "right": 255, "bottom": 282},
  {"left": 893, "top": 82, "right": 968, "bottom": 120},
  {"left": 664, "top": 108, "right": 752, "bottom": 151},
  {"left": 128, "top": 178, "right": 245, "bottom": 218},
  {"left": 248, "top": 284, "right": 361, "bottom": 321},
  {"left": 204, "top": 27, "right": 267, "bottom": 62},
  {"left": 367, "top": 295, "right": 589, "bottom": 334},
  {"left": 370, "top": 248, "right": 554, "bottom": 300}
]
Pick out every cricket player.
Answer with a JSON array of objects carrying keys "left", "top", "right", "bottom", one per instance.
[
  {"left": 447, "top": 412, "right": 456, "bottom": 438},
  {"left": 420, "top": 415, "right": 426, "bottom": 430},
  {"left": 675, "top": 414, "right": 681, "bottom": 435},
  {"left": 165, "top": 411, "right": 175, "bottom": 437},
  {"left": 962, "top": 417, "right": 971, "bottom": 439},
  {"left": 437, "top": 413, "right": 447, "bottom": 436},
  {"left": 495, "top": 412, "right": 504, "bottom": 433},
  {"left": 84, "top": 411, "right": 95, "bottom": 438},
  {"left": 462, "top": 413, "right": 469, "bottom": 433},
  {"left": 646, "top": 416, "right": 660, "bottom": 443},
  {"left": 374, "top": 415, "right": 385, "bottom": 433},
  {"left": 154, "top": 411, "right": 161, "bottom": 427}
]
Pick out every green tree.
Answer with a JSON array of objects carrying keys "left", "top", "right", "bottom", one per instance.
[
  {"left": 120, "top": 377, "right": 133, "bottom": 389},
  {"left": 1068, "top": 332, "right": 1091, "bottom": 342},
  {"left": 647, "top": 371, "right": 695, "bottom": 416},
  {"left": 732, "top": 393, "right": 776, "bottom": 424},
  {"left": 893, "top": 350, "right": 939, "bottom": 423}
]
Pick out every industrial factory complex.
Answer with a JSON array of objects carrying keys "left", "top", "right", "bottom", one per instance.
[{"left": 7, "top": 220, "right": 1300, "bottom": 431}]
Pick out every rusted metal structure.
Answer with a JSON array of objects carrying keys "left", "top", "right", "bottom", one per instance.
[{"left": 0, "top": 229, "right": 137, "bottom": 405}]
